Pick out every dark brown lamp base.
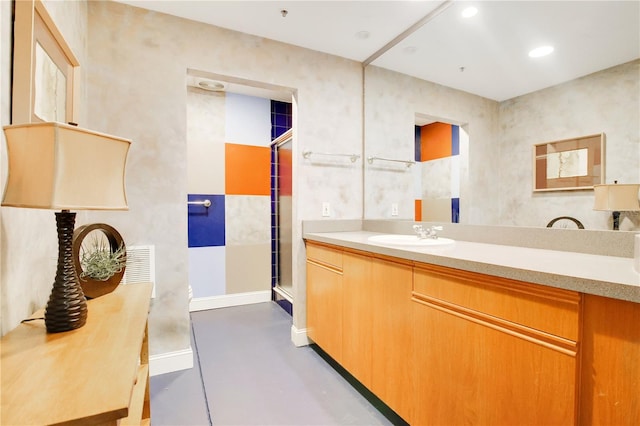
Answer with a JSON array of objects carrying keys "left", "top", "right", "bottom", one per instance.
[
  {"left": 44, "top": 211, "right": 88, "bottom": 333},
  {"left": 612, "top": 211, "right": 621, "bottom": 231}
]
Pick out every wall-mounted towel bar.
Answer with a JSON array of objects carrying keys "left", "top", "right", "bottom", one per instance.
[
  {"left": 367, "top": 156, "right": 414, "bottom": 168},
  {"left": 188, "top": 199, "right": 211, "bottom": 208},
  {"left": 302, "top": 150, "right": 360, "bottom": 163}
]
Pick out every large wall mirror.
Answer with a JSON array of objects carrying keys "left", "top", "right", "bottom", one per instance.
[
  {"left": 12, "top": 0, "right": 79, "bottom": 124},
  {"left": 363, "top": 1, "right": 639, "bottom": 230}
]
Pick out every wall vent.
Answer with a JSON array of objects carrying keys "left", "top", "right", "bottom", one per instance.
[{"left": 123, "top": 245, "right": 156, "bottom": 298}]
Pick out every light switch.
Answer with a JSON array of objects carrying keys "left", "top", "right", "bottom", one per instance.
[{"left": 322, "top": 202, "right": 331, "bottom": 217}]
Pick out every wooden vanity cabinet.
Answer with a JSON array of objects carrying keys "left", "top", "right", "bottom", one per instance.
[
  {"left": 342, "top": 250, "right": 373, "bottom": 388},
  {"left": 306, "top": 242, "right": 344, "bottom": 362},
  {"left": 306, "top": 242, "right": 416, "bottom": 421},
  {"left": 370, "top": 255, "right": 413, "bottom": 422},
  {"left": 580, "top": 294, "right": 640, "bottom": 425},
  {"left": 411, "top": 263, "right": 580, "bottom": 425},
  {"left": 341, "top": 251, "right": 414, "bottom": 404},
  {"left": 306, "top": 240, "right": 640, "bottom": 425}
]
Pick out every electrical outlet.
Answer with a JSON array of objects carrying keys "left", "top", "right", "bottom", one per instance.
[
  {"left": 322, "top": 202, "right": 331, "bottom": 217},
  {"left": 391, "top": 203, "right": 399, "bottom": 216}
]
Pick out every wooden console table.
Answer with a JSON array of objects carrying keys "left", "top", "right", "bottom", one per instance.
[{"left": 1, "top": 283, "right": 153, "bottom": 425}]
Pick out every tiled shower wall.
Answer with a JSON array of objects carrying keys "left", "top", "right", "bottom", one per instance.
[
  {"left": 187, "top": 89, "right": 272, "bottom": 299},
  {"left": 270, "top": 101, "right": 293, "bottom": 315},
  {"left": 414, "top": 122, "right": 463, "bottom": 222}
]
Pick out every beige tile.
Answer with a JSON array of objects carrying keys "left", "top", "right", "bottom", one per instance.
[
  {"left": 187, "top": 88, "right": 226, "bottom": 194},
  {"left": 225, "top": 196, "right": 271, "bottom": 245},
  {"left": 225, "top": 243, "right": 271, "bottom": 294},
  {"left": 422, "top": 198, "right": 451, "bottom": 222}
]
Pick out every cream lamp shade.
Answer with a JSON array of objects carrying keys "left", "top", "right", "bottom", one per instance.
[
  {"left": 593, "top": 183, "right": 640, "bottom": 212},
  {"left": 2, "top": 122, "right": 131, "bottom": 210}
]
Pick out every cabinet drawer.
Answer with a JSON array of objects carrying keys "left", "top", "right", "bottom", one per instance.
[
  {"left": 306, "top": 242, "right": 343, "bottom": 270},
  {"left": 413, "top": 263, "right": 580, "bottom": 341}
]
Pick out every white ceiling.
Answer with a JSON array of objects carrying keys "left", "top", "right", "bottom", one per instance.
[{"left": 115, "top": 0, "right": 640, "bottom": 102}]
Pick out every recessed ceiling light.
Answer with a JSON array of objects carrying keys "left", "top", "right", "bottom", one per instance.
[
  {"left": 461, "top": 7, "right": 478, "bottom": 18},
  {"left": 528, "top": 45, "right": 554, "bottom": 58},
  {"left": 355, "top": 30, "right": 370, "bottom": 40},
  {"left": 198, "top": 80, "right": 226, "bottom": 91}
]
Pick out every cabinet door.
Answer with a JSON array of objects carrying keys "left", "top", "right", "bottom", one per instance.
[
  {"left": 371, "top": 257, "right": 413, "bottom": 423},
  {"left": 412, "top": 288, "right": 577, "bottom": 425},
  {"left": 342, "top": 251, "right": 372, "bottom": 388},
  {"left": 580, "top": 295, "right": 640, "bottom": 425},
  {"left": 306, "top": 261, "right": 343, "bottom": 362}
]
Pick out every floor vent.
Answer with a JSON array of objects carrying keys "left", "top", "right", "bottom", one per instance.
[{"left": 123, "top": 245, "right": 156, "bottom": 298}]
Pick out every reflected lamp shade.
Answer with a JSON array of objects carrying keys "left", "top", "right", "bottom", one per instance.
[
  {"left": 593, "top": 183, "right": 640, "bottom": 230},
  {"left": 593, "top": 184, "right": 640, "bottom": 212},
  {"left": 2, "top": 122, "right": 131, "bottom": 333},
  {"left": 2, "top": 122, "right": 130, "bottom": 210}
]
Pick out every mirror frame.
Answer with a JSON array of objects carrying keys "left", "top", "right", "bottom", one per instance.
[{"left": 12, "top": 0, "right": 79, "bottom": 124}]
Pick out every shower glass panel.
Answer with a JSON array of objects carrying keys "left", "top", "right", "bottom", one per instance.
[{"left": 273, "top": 131, "right": 293, "bottom": 301}]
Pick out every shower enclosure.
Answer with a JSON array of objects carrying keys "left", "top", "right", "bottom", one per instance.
[{"left": 271, "top": 130, "right": 293, "bottom": 311}]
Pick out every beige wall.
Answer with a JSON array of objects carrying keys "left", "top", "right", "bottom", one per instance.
[
  {"left": 497, "top": 60, "right": 640, "bottom": 230},
  {"left": 364, "top": 61, "right": 639, "bottom": 231},
  {"left": 85, "top": 1, "right": 363, "bottom": 354},
  {"left": 364, "top": 66, "right": 501, "bottom": 224}
]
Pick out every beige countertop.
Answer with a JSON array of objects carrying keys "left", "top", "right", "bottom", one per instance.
[{"left": 304, "top": 230, "right": 640, "bottom": 304}]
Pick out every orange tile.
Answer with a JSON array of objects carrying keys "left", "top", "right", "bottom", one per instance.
[
  {"left": 415, "top": 199, "right": 422, "bottom": 221},
  {"left": 421, "top": 122, "right": 452, "bottom": 161},
  {"left": 278, "top": 149, "right": 293, "bottom": 196},
  {"left": 225, "top": 143, "right": 271, "bottom": 196}
]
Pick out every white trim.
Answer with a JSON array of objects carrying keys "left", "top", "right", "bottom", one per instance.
[
  {"left": 273, "top": 286, "right": 293, "bottom": 303},
  {"left": 149, "top": 347, "right": 194, "bottom": 376},
  {"left": 189, "top": 290, "right": 271, "bottom": 312},
  {"left": 291, "top": 324, "right": 311, "bottom": 347}
]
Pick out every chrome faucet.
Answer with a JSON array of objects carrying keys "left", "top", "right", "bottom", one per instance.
[{"left": 412, "top": 224, "right": 443, "bottom": 239}]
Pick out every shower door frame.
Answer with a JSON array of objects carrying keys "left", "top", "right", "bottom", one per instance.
[{"left": 271, "top": 129, "right": 294, "bottom": 308}]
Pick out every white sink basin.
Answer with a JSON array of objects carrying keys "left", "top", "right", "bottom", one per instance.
[{"left": 367, "top": 234, "right": 455, "bottom": 247}]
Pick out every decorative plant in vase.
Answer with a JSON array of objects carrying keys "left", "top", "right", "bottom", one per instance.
[
  {"left": 72, "top": 223, "right": 127, "bottom": 299},
  {"left": 80, "top": 238, "right": 127, "bottom": 281}
]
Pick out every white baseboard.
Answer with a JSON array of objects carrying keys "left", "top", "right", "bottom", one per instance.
[
  {"left": 149, "top": 346, "right": 194, "bottom": 376},
  {"left": 291, "top": 324, "right": 311, "bottom": 347},
  {"left": 189, "top": 290, "right": 271, "bottom": 312}
]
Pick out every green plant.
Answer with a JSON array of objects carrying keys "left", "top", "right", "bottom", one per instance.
[{"left": 80, "top": 237, "right": 126, "bottom": 281}]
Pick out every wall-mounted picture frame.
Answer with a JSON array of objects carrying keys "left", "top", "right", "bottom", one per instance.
[
  {"left": 533, "top": 133, "right": 605, "bottom": 192},
  {"left": 12, "top": 0, "right": 79, "bottom": 124}
]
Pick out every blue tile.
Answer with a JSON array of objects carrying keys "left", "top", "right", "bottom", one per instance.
[
  {"left": 275, "top": 299, "right": 293, "bottom": 316},
  {"left": 451, "top": 198, "right": 460, "bottom": 223},
  {"left": 451, "top": 125, "right": 460, "bottom": 156},
  {"left": 414, "top": 126, "right": 421, "bottom": 162},
  {"left": 188, "top": 194, "right": 225, "bottom": 247},
  {"left": 272, "top": 100, "right": 290, "bottom": 114},
  {"left": 274, "top": 114, "right": 287, "bottom": 127}
]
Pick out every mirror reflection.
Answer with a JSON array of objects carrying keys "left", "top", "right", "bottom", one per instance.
[
  {"left": 34, "top": 42, "right": 67, "bottom": 122},
  {"left": 364, "top": 2, "right": 639, "bottom": 231}
]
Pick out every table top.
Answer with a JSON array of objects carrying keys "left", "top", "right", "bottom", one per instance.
[{"left": 1, "top": 283, "right": 152, "bottom": 425}]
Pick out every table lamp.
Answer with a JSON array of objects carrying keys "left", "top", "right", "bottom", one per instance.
[
  {"left": 2, "top": 122, "right": 131, "bottom": 332},
  {"left": 593, "top": 181, "right": 640, "bottom": 230}
]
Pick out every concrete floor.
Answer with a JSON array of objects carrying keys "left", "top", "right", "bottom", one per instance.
[{"left": 150, "top": 302, "right": 396, "bottom": 425}]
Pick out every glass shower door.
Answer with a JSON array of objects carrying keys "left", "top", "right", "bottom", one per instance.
[{"left": 272, "top": 131, "right": 293, "bottom": 305}]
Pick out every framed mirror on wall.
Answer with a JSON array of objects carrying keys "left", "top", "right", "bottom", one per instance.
[{"left": 12, "top": 0, "right": 79, "bottom": 124}]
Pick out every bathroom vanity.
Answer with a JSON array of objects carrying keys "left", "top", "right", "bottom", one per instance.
[{"left": 304, "top": 227, "right": 639, "bottom": 425}]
